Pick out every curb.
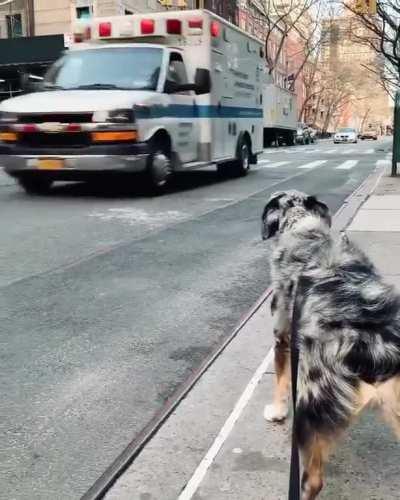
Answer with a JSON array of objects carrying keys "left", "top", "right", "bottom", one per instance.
[{"left": 333, "top": 163, "right": 386, "bottom": 233}]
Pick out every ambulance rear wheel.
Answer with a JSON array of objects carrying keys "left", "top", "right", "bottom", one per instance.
[{"left": 233, "top": 138, "right": 251, "bottom": 177}]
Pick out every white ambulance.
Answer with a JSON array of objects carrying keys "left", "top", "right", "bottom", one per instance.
[{"left": 0, "top": 10, "right": 264, "bottom": 194}]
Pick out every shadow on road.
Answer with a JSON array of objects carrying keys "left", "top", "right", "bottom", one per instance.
[{"left": 39, "top": 170, "right": 236, "bottom": 199}]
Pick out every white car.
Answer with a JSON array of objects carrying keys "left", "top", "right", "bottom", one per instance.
[{"left": 333, "top": 128, "right": 358, "bottom": 144}]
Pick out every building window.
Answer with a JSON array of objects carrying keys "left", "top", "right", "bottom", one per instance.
[
  {"left": 76, "top": 6, "right": 91, "bottom": 19},
  {"left": 6, "top": 14, "right": 22, "bottom": 38},
  {"left": 125, "top": 9, "right": 133, "bottom": 15}
]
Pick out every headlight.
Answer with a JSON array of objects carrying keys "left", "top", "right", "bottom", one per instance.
[
  {"left": 0, "top": 111, "right": 18, "bottom": 124},
  {"left": 92, "top": 109, "right": 134, "bottom": 123}
]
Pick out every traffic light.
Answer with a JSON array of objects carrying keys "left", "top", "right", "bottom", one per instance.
[{"left": 354, "top": 0, "right": 377, "bottom": 15}]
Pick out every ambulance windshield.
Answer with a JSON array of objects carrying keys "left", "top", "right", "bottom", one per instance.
[{"left": 44, "top": 47, "right": 163, "bottom": 91}]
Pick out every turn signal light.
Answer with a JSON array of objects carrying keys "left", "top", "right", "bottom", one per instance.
[
  {"left": 0, "top": 131, "right": 18, "bottom": 142},
  {"left": 91, "top": 130, "right": 137, "bottom": 142}
]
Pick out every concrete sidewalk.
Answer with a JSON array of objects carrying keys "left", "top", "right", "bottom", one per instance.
[{"left": 106, "top": 165, "right": 400, "bottom": 500}]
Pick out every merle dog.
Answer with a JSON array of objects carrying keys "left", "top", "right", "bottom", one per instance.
[{"left": 262, "top": 190, "right": 400, "bottom": 500}]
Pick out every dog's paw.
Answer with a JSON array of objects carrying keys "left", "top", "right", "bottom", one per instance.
[{"left": 263, "top": 403, "right": 288, "bottom": 422}]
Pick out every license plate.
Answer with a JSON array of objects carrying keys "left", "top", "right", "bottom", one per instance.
[{"left": 37, "top": 159, "right": 64, "bottom": 170}]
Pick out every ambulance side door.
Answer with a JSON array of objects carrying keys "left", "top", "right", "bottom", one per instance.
[{"left": 164, "top": 51, "right": 198, "bottom": 164}]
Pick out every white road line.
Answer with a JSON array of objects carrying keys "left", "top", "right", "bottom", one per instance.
[
  {"left": 377, "top": 159, "right": 391, "bottom": 166},
  {"left": 304, "top": 149, "right": 321, "bottom": 154},
  {"left": 177, "top": 347, "right": 275, "bottom": 500},
  {"left": 298, "top": 160, "right": 327, "bottom": 169},
  {"left": 363, "top": 148, "right": 375, "bottom": 154},
  {"left": 336, "top": 160, "right": 358, "bottom": 170},
  {"left": 262, "top": 149, "right": 280, "bottom": 154},
  {"left": 324, "top": 149, "right": 337, "bottom": 154},
  {"left": 262, "top": 161, "right": 291, "bottom": 168},
  {"left": 256, "top": 159, "right": 271, "bottom": 166},
  {"left": 341, "top": 148, "right": 356, "bottom": 154}
]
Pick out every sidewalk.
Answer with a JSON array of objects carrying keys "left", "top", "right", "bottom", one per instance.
[{"left": 105, "top": 166, "right": 400, "bottom": 500}]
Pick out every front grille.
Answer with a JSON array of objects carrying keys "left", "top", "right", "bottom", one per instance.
[
  {"left": 18, "top": 113, "right": 93, "bottom": 124},
  {"left": 19, "top": 132, "right": 90, "bottom": 148}
]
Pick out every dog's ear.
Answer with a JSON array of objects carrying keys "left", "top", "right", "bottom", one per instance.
[
  {"left": 305, "top": 195, "right": 331, "bottom": 227},
  {"left": 261, "top": 192, "right": 284, "bottom": 240}
]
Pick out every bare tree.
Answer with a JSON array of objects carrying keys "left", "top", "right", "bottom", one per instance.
[
  {"left": 241, "top": 0, "right": 325, "bottom": 83},
  {"left": 344, "top": 0, "right": 400, "bottom": 94},
  {"left": 318, "top": 63, "right": 364, "bottom": 133}
]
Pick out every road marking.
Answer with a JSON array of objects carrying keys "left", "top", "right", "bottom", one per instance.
[
  {"left": 304, "top": 149, "right": 320, "bottom": 154},
  {"left": 324, "top": 149, "right": 337, "bottom": 154},
  {"left": 256, "top": 159, "right": 271, "bottom": 166},
  {"left": 298, "top": 160, "right": 327, "bottom": 169},
  {"left": 341, "top": 148, "right": 356, "bottom": 154},
  {"left": 376, "top": 159, "right": 391, "bottom": 166},
  {"left": 336, "top": 160, "right": 358, "bottom": 170},
  {"left": 262, "top": 149, "right": 280, "bottom": 154},
  {"left": 262, "top": 161, "right": 291, "bottom": 168},
  {"left": 177, "top": 346, "right": 275, "bottom": 500},
  {"left": 363, "top": 148, "right": 374, "bottom": 154}
]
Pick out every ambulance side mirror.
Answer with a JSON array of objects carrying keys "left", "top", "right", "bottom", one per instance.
[{"left": 194, "top": 68, "right": 211, "bottom": 95}]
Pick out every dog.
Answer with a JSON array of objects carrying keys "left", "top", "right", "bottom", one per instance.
[{"left": 261, "top": 190, "right": 400, "bottom": 500}]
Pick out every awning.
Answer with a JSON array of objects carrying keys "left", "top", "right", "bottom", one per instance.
[{"left": 0, "top": 35, "right": 66, "bottom": 67}]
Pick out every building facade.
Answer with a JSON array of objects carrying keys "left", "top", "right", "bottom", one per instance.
[
  {"left": 319, "top": 12, "right": 392, "bottom": 133},
  {"left": 0, "top": 0, "right": 169, "bottom": 39}
]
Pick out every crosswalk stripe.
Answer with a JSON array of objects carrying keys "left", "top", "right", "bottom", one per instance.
[
  {"left": 377, "top": 159, "right": 391, "bottom": 166},
  {"left": 336, "top": 160, "right": 358, "bottom": 170},
  {"left": 263, "top": 161, "right": 291, "bottom": 168},
  {"left": 324, "top": 149, "right": 337, "bottom": 154},
  {"left": 304, "top": 149, "right": 320, "bottom": 154},
  {"left": 363, "top": 149, "right": 374, "bottom": 154},
  {"left": 298, "top": 160, "right": 327, "bottom": 169},
  {"left": 341, "top": 148, "right": 356, "bottom": 154}
]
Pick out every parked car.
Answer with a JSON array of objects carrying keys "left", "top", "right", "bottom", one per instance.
[
  {"left": 333, "top": 127, "right": 358, "bottom": 144},
  {"left": 360, "top": 128, "right": 378, "bottom": 140},
  {"left": 309, "top": 128, "right": 318, "bottom": 143},
  {"left": 296, "top": 123, "right": 312, "bottom": 145}
]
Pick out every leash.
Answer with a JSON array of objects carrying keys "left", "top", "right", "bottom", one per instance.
[{"left": 288, "top": 275, "right": 311, "bottom": 500}]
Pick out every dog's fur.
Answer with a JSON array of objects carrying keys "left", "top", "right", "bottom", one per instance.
[{"left": 262, "top": 190, "right": 400, "bottom": 500}]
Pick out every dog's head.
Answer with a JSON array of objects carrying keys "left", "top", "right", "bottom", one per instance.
[{"left": 261, "top": 190, "right": 331, "bottom": 240}]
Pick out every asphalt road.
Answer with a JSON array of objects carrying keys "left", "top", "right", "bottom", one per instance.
[{"left": 0, "top": 138, "right": 392, "bottom": 499}]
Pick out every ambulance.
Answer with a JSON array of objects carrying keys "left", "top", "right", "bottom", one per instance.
[{"left": 0, "top": 10, "right": 264, "bottom": 194}]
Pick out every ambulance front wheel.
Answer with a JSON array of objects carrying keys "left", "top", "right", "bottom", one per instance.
[{"left": 145, "top": 137, "right": 173, "bottom": 195}]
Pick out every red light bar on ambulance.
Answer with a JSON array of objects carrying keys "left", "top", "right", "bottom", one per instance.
[
  {"left": 99, "top": 22, "right": 112, "bottom": 37},
  {"left": 210, "top": 21, "right": 220, "bottom": 37},
  {"left": 141, "top": 19, "right": 155, "bottom": 34},
  {"left": 166, "top": 19, "right": 182, "bottom": 35},
  {"left": 188, "top": 18, "right": 203, "bottom": 29}
]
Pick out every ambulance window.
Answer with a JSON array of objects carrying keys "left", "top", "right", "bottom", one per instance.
[{"left": 166, "top": 52, "right": 189, "bottom": 94}]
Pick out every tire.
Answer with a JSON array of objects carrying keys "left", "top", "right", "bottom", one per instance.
[
  {"left": 18, "top": 176, "right": 53, "bottom": 194},
  {"left": 233, "top": 138, "right": 251, "bottom": 177},
  {"left": 145, "top": 137, "right": 173, "bottom": 195}
]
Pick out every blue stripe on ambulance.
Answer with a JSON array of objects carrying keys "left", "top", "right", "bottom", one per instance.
[{"left": 135, "top": 104, "right": 263, "bottom": 119}]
